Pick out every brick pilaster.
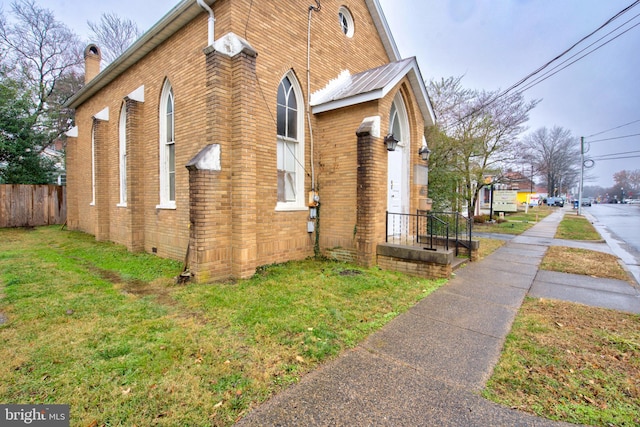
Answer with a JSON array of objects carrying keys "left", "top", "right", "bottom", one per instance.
[
  {"left": 93, "top": 118, "right": 110, "bottom": 241},
  {"left": 229, "top": 49, "right": 258, "bottom": 279},
  {"left": 65, "top": 135, "right": 79, "bottom": 229},
  {"left": 125, "top": 98, "right": 145, "bottom": 251}
]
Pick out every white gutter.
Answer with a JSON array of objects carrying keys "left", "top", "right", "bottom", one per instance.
[{"left": 196, "top": 0, "right": 215, "bottom": 46}]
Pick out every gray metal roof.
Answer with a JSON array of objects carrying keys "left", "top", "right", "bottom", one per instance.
[{"left": 311, "top": 57, "right": 435, "bottom": 125}]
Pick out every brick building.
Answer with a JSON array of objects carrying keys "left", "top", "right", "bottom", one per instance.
[{"left": 65, "top": 0, "right": 435, "bottom": 282}]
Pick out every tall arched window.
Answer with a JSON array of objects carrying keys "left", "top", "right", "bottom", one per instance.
[
  {"left": 158, "top": 80, "right": 175, "bottom": 208},
  {"left": 118, "top": 102, "right": 127, "bottom": 206},
  {"left": 276, "top": 72, "right": 305, "bottom": 209}
]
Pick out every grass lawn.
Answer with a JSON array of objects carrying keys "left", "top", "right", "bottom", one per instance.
[
  {"left": 483, "top": 209, "right": 640, "bottom": 425},
  {"left": 484, "top": 298, "right": 640, "bottom": 426},
  {"left": 0, "top": 226, "right": 445, "bottom": 426},
  {"left": 555, "top": 213, "right": 601, "bottom": 240},
  {"left": 473, "top": 206, "right": 554, "bottom": 235}
]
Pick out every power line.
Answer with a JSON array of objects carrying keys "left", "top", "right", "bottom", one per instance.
[
  {"left": 586, "top": 118, "right": 640, "bottom": 138},
  {"left": 587, "top": 133, "right": 640, "bottom": 143},
  {"left": 497, "top": 1, "right": 640, "bottom": 98},
  {"left": 591, "top": 149, "right": 640, "bottom": 159},
  {"left": 589, "top": 154, "right": 640, "bottom": 161},
  {"left": 441, "top": 1, "right": 640, "bottom": 132},
  {"left": 517, "top": 16, "right": 640, "bottom": 93}
]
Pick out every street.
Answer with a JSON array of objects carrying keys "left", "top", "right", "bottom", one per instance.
[{"left": 583, "top": 203, "right": 640, "bottom": 284}]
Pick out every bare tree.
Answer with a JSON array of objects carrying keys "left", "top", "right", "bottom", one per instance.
[
  {"left": 0, "top": 0, "right": 83, "bottom": 143},
  {"left": 88, "top": 13, "right": 141, "bottom": 65},
  {"left": 613, "top": 169, "right": 640, "bottom": 199},
  {"left": 520, "top": 126, "right": 580, "bottom": 197},
  {"left": 428, "top": 77, "right": 539, "bottom": 215}
]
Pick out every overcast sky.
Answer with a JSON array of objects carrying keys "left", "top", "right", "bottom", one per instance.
[{"left": 41, "top": 0, "right": 640, "bottom": 191}]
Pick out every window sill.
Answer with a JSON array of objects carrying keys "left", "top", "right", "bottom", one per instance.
[
  {"left": 156, "top": 202, "right": 176, "bottom": 210},
  {"left": 275, "top": 203, "right": 307, "bottom": 212},
  {"left": 117, "top": 202, "right": 127, "bottom": 208},
  {"left": 89, "top": 202, "right": 95, "bottom": 206}
]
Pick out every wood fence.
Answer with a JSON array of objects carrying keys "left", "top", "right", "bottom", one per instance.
[{"left": 0, "top": 184, "right": 67, "bottom": 228}]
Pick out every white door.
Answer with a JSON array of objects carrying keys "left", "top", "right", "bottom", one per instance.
[
  {"left": 387, "top": 93, "right": 410, "bottom": 237},
  {"left": 387, "top": 147, "right": 404, "bottom": 213}
]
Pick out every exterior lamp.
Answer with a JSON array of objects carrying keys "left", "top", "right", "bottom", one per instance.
[
  {"left": 418, "top": 146, "right": 431, "bottom": 161},
  {"left": 384, "top": 133, "right": 398, "bottom": 151}
]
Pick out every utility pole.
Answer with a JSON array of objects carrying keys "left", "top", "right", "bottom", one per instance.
[{"left": 578, "top": 136, "right": 584, "bottom": 216}]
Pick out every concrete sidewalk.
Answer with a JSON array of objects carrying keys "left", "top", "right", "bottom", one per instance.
[{"left": 236, "top": 209, "right": 639, "bottom": 426}]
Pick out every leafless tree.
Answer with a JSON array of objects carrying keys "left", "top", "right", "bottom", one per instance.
[
  {"left": 0, "top": 0, "right": 83, "bottom": 143},
  {"left": 520, "top": 126, "right": 581, "bottom": 197},
  {"left": 428, "top": 76, "right": 539, "bottom": 215},
  {"left": 88, "top": 13, "right": 141, "bottom": 65}
]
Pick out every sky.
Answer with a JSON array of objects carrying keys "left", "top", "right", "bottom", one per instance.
[{"left": 38, "top": 0, "right": 640, "bottom": 191}]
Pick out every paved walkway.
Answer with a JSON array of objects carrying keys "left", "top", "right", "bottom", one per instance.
[{"left": 236, "top": 209, "right": 640, "bottom": 426}]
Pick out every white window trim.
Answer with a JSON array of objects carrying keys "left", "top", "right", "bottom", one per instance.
[
  {"left": 276, "top": 71, "right": 306, "bottom": 211},
  {"left": 389, "top": 92, "right": 411, "bottom": 214},
  {"left": 157, "top": 80, "right": 176, "bottom": 210},
  {"left": 338, "top": 6, "right": 355, "bottom": 38},
  {"left": 117, "top": 102, "right": 127, "bottom": 207}
]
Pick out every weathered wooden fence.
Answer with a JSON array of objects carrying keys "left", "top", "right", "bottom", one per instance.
[{"left": 0, "top": 184, "right": 66, "bottom": 227}]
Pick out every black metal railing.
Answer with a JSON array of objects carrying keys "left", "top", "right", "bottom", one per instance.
[{"left": 386, "top": 211, "right": 473, "bottom": 257}]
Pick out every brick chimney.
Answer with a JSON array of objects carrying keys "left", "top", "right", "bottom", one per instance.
[{"left": 84, "top": 44, "right": 101, "bottom": 84}]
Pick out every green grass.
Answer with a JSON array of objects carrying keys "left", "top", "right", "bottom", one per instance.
[
  {"left": 484, "top": 298, "right": 640, "bottom": 426},
  {"left": 473, "top": 206, "right": 553, "bottom": 235},
  {"left": 555, "top": 214, "right": 601, "bottom": 240},
  {"left": 0, "top": 226, "right": 445, "bottom": 426}
]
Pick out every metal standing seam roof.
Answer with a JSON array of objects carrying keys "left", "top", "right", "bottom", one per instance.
[{"left": 310, "top": 57, "right": 435, "bottom": 125}]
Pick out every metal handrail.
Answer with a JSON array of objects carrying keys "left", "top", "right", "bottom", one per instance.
[{"left": 386, "top": 211, "right": 472, "bottom": 258}]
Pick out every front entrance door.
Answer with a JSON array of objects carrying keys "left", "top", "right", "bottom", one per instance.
[{"left": 387, "top": 93, "right": 410, "bottom": 236}]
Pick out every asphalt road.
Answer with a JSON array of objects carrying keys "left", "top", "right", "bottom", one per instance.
[{"left": 582, "top": 203, "right": 640, "bottom": 284}]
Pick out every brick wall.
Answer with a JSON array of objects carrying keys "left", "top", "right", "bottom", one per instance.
[
  {"left": 377, "top": 255, "right": 452, "bottom": 280},
  {"left": 67, "top": 0, "right": 430, "bottom": 281}
]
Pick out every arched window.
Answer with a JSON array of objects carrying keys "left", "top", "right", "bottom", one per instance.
[
  {"left": 276, "top": 72, "right": 305, "bottom": 209},
  {"left": 118, "top": 102, "right": 127, "bottom": 206},
  {"left": 158, "top": 79, "right": 175, "bottom": 208}
]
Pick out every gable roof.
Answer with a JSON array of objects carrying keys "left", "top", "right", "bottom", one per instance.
[
  {"left": 310, "top": 57, "right": 435, "bottom": 125},
  {"left": 66, "top": 0, "right": 419, "bottom": 113}
]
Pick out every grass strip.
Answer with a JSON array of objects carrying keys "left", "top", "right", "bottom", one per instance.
[
  {"left": 0, "top": 226, "right": 444, "bottom": 426},
  {"left": 484, "top": 298, "right": 640, "bottom": 426}
]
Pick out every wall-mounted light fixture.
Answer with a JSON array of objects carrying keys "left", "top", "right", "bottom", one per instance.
[
  {"left": 418, "top": 145, "right": 431, "bottom": 161},
  {"left": 384, "top": 133, "right": 398, "bottom": 151}
]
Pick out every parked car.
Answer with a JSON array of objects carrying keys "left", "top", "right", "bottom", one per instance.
[
  {"left": 547, "top": 197, "right": 564, "bottom": 207},
  {"left": 581, "top": 199, "right": 592, "bottom": 206}
]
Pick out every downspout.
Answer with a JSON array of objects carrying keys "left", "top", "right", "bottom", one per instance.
[
  {"left": 307, "top": 1, "right": 321, "bottom": 192},
  {"left": 308, "top": 2, "right": 321, "bottom": 257},
  {"left": 197, "top": 0, "right": 215, "bottom": 46}
]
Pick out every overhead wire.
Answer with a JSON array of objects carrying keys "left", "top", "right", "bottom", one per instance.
[
  {"left": 585, "top": 118, "right": 640, "bottom": 138},
  {"left": 591, "top": 149, "right": 640, "bottom": 158},
  {"left": 499, "top": 1, "right": 640, "bottom": 97},
  {"left": 517, "top": 15, "right": 640, "bottom": 93},
  {"left": 586, "top": 133, "right": 640, "bottom": 143},
  {"left": 442, "top": 0, "right": 640, "bottom": 132},
  {"left": 588, "top": 154, "right": 640, "bottom": 161}
]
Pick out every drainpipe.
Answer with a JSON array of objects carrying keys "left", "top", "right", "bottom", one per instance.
[
  {"left": 197, "top": 0, "right": 215, "bottom": 46},
  {"left": 307, "top": 1, "right": 320, "bottom": 193}
]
